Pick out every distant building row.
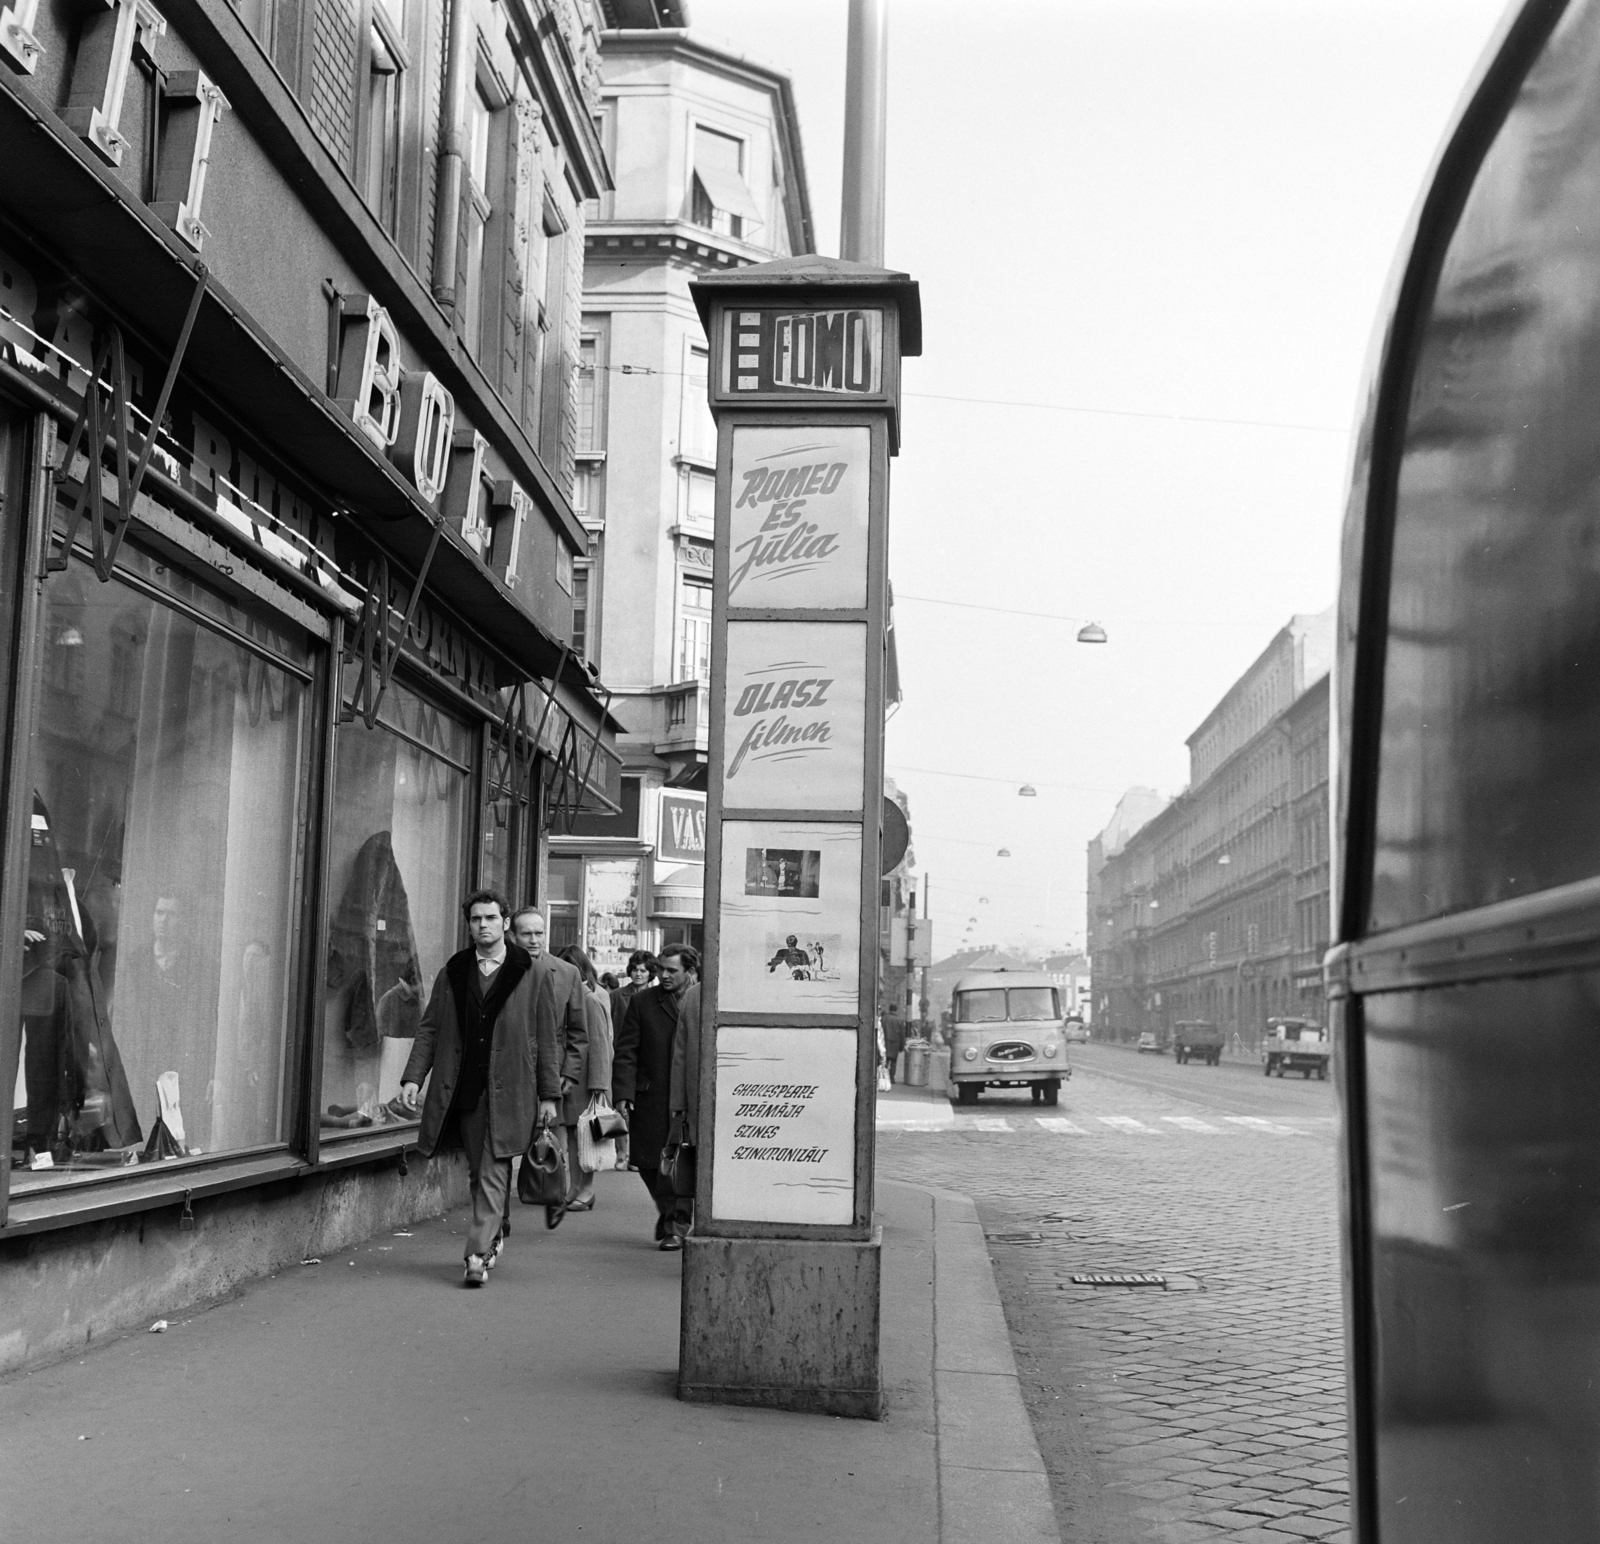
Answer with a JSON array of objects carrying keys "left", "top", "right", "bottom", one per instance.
[{"left": 1088, "top": 609, "right": 1333, "bottom": 1050}]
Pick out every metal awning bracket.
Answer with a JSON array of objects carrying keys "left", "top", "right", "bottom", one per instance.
[{"left": 49, "top": 264, "right": 208, "bottom": 581}]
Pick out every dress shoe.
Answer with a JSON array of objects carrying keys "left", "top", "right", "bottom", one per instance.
[
  {"left": 658, "top": 1234, "right": 683, "bottom": 1252},
  {"left": 545, "top": 1202, "right": 566, "bottom": 1230}
]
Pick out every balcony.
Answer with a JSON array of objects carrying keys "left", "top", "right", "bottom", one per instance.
[{"left": 654, "top": 679, "right": 709, "bottom": 759}]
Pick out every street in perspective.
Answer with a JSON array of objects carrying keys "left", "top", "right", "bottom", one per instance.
[
  {"left": 5, "top": 0, "right": 1599, "bottom": 1541},
  {"left": 878, "top": 1043, "right": 1346, "bottom": 1544}
]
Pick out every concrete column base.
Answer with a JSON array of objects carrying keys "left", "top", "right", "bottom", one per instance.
[{"left": 678, "top": 1228, "right": 883, "bottom": 1419}]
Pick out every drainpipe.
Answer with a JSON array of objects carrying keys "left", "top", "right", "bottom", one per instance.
[
  {"left": 839, "top": 0, "right": 887, "bottom": 265},
  {"left": 431, "top": 0, "right": 475, "bottom": 307}
]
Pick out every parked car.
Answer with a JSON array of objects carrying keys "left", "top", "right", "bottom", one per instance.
[
  {"left": 946, "top": 970, "right": 1070, "bottom": 1105},
  {"left": 1173, "top": 1020, "right": 1223, "bottom": 1066},
  {"left": 1063, "top": 1015, "right": 1090, "bottom": 1043},
  {"left": 1136, "top": 1031, "right": 1163, "bottom": 1054}
]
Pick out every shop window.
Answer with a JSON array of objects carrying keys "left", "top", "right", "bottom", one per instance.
[
  {"left": 14, "top": 546, "right": 311, "bottom": 1189},
  {"left": 546, "top": 854, "right": 583, "bottom": 951},
  {"left": 323, "top": 677, "right": 471, "bottom": 1132},
  {"left": 675, "top": 573, "right": 711, "bottom": 683}
]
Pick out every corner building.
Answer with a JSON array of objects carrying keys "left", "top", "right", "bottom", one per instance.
[
  {"left": 0, "top": 0, "right": 619, "bottom": 1368},
  {"left": 545, "top": 15, "right": 814, "bottom": 975}
]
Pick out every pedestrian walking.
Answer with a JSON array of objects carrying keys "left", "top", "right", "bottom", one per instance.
[
  {"left": 609, "top": 950, "right": 656, "bottom": 1043},
  {"left": 668, "top": 975, "right": 702, "bottom": 1237},
  {"left": 510, "top": 906, "right": 587, "bottom": 1226},
  {"left": 553, "top": 944, "right": 613, "bottom": 1212},
  {"left": 881, "top": 1006, "right": 907, "bottom": 1084},
  {"left": 399, "top": 890, "right": 560, "bottom": 1287},
  {"left": 613, "top": 944, "right": 696, "bottom": 1251}
]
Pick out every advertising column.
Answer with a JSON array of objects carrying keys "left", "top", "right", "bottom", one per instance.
[{"left": 679, "top": 257, "right": 920, "bottom": 1419}]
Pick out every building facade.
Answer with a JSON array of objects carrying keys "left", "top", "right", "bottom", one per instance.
[
  {"left": 1086, "top": 786, "right": 1168, "bottom": 1037},
  {"left": 0, "top": 0, "right": 617, "bottom": 1368},
  {"left": 544, "top": 20, "right": 813, "bottom": 977},
  {"left": 1090, "top": 612, "right": 1332, "bottom": 1049}
]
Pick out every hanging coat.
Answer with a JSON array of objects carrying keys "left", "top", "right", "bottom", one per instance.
[{"left": 327, "top": 830, "right": 424, "bottom": 1050}]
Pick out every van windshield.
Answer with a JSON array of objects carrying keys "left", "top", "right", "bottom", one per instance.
[
  {"left": 954, "top": 987, "right": 1060, "bottom": 1023},
  {"left": 955, "top": 989, "right": 1008, "bottom": 1023},
  {"left": 1007, "top": 988, "right": 1058, "bottom": 1021}
]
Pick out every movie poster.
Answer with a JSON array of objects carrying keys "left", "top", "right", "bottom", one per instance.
[
  {"left": 717, "top": 820, "right": 860, "bottom": 1014},
  {"left": 727, "top": 426, "right": 870, "bottom": 608},
  {"left": 721, "top": 621, "right": 866, "bottom": 810},
  {"left": 711, "top": 1026, "right": 857, "bottom": 1226},
  {"left": 582, "top": 858, "right": 641, "bottom": 979}
]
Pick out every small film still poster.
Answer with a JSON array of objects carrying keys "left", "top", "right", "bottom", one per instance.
[
  {"left": 763, "top": 933, "right": 842, "bottom": 982},
  {"left": 745, "top": 847, "right": 821, "bottom": 898},
  {"left": 718, "top": 820, "right": 860, "bottom": 1015}
]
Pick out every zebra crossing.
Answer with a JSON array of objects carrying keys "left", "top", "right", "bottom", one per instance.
[{"left": 876, "top": 1106, "right": 1338, "bottom": 1137}]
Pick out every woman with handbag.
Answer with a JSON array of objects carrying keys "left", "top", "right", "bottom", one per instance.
[{"left": 554, "top": 945, "right": 615, "bottom": 1212}]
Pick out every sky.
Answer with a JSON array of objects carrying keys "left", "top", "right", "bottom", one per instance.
[{"left": 688, "top": 0, "right": 1511, "bottom": 958}]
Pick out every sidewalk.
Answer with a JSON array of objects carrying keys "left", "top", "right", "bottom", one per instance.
[{"left": 0, "top": 1170, "right": 1058, "bottom": 1543}]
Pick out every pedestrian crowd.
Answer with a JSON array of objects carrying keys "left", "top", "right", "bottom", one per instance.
[{"left": 399, "top": 889, "right": 705, "bottom": 1285}]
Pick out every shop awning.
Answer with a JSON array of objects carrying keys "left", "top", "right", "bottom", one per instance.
[{"left": 0, "top": 73, "right": 605, "bottom": 718}]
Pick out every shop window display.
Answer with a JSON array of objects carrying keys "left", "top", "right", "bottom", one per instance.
[
  {"left": 14, "top": 546, "right": 310, "bottom": 1188},
  {"left": 323, "top": 679, "right": 470, "bottom": 1133}
]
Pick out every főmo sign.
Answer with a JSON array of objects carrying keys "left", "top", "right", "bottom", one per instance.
[{"left": 722, "top": 308, "right": 883, "bottom": 398}]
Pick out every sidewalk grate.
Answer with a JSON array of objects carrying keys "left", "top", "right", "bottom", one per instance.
[{"left": 1070, "top": 1271, "right": 1167, "bottom": 1287}]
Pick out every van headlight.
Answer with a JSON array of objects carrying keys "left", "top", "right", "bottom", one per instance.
[
  {"left": 1044, "top": 1043, "right": 1059, "bottom": 1058},
  {"left": 963, "top": 1047, "right": 978, "bottom": 1061}
]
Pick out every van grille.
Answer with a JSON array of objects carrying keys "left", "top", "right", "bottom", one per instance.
[{"left": 986, "top": 1041, "right": 1036, "bottom": 1063}]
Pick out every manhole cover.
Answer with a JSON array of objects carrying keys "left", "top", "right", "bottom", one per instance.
[{"left": 1070, "top": 1272, "right": 1167, "bottom": 1287}]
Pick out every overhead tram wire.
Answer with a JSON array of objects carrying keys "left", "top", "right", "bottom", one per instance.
[
  {"left": 887, "top": 764, "right": 1123, "bottom": 795},
  {"left": 595, "top": 362, "right": 1344, "bottom": 437}
]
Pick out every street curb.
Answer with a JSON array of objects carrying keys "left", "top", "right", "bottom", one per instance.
[{"left": 917, "top": 1181, "right": 1060, "bottom": 1543}]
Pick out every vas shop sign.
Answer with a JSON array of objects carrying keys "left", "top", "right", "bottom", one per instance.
[
  {"left": 728, "top": 427, "right": 869, "bottom": 607},
  {"left": 658, "top": 790, "right": 707, "bottom": 864},
  {"left": 721, "top": 621, "right": 866, "bottom": 810}
]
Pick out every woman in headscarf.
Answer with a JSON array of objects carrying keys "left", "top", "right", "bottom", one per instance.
[{"left": 554, "top": 944, "right": 614, "bottom": 1211}]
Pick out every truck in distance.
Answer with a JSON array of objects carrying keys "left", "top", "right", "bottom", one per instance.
[
  {"left": 1262, "top": 1017, "right": 1329, "bottom": 1080},
  {"left": 1173, "top": 1020, "right": 1223, "bottom": 1066}
]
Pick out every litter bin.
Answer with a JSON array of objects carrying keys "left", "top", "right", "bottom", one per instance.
[{"left": 904, "top": 1040, "right": 931, "bottom": 1088}]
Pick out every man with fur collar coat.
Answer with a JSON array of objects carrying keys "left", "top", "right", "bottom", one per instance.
[{"left": 401, "top": 890, "right": 562, "bottom": 1286}]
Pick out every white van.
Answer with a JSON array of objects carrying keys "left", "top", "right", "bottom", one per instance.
[{"left": 946, "top": 969, "right": 1070, "bottom": 1106}]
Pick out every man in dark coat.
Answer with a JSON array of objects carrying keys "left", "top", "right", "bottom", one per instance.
[
  {"left": 613, "top": 944, "right": 697, "bottom": 1250},
  {"left": 401, "top": 890, "right": 561, "bottom": 1286}
]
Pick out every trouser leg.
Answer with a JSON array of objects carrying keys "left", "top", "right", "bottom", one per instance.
[
  {"left": 461, "top": 1096, "right": 511, "bottom": 1260},
  {"left": 640, "top": 1164, "right": 692, "bottom": 1237},
  {"left": 566, "top": 1126, "right": 594, "bottom": 1200}
]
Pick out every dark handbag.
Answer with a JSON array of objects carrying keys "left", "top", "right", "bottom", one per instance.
[
  {"left": 588, "top": 1102, "right": 628, "bottom": 1143},
  {"left": 660, "top": 1117, "right": 697, "bottom": 1199},
  {"left": 516, "top": 1120, "right": 569, "bottom": 1206}
]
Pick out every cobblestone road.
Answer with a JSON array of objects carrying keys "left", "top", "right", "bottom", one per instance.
[{"left": 875, "top": 1045, "right": 1347, "bottom": 1544}]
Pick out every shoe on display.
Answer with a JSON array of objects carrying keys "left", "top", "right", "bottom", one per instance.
[{"left": 463, "top": 1254, "right": 488, "bottom": 1286}]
